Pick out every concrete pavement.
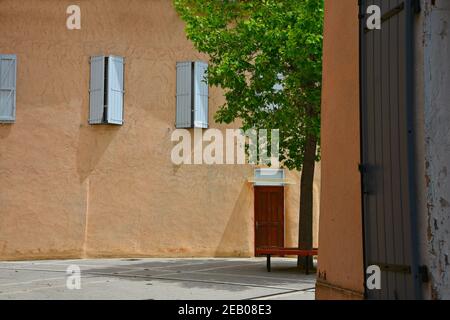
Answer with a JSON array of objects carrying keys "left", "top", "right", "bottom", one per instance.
[{"left": 0, "top": 258, "right": 316, "bottom": 300}]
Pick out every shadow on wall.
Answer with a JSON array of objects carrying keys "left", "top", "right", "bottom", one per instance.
[
  {"left": 0, "top": 124, "right": 12, "bottom": 139},
  {"left": 76, "top": 124, "right": 121, "bottom": 183},
  {"left": 214, "top": 183, "right": 253, "bottom": 257}
]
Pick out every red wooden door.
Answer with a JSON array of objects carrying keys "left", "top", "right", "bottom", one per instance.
[{"left": 254, "top": 186, "right": 285, "bottom": 252}]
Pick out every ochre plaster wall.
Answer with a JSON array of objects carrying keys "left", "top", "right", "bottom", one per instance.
[{"left": 0, "top": 0, "right": 320, "bottom": 260}]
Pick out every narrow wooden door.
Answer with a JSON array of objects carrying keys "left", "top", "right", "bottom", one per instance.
[{"left": 254, "top": 186, "right": 285, "bottom": 252}]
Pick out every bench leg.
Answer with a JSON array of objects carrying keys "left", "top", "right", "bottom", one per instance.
[
  {"left": 305, "top": 256, "right": 309, "bottom": 275},
  {"left": 266, "top": 254, "right": 271, "bottom": 272}
]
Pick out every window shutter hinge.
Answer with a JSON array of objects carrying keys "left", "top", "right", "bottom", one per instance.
[
  {"left": 358, "top": 163, "right": 367, "bottom": 173},
  {"left": 418, "top": 265, "right": 429, "bottom": 283},
  {"left": 413, "top": 0, "right": 421, "bottom": 14},
  {"left": 359, "top": 164, "right": 370, "bottom": 195}
]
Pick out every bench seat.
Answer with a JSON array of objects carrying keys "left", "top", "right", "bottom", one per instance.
[{"left": 255, "top": 247, "right": 318, "bottom": 274}]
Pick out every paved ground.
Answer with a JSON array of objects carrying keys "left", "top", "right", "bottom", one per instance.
[{"left": 0, "top": 258, "right": 316, "bottom": 300}]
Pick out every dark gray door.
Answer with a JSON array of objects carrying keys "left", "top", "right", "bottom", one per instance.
[{"left": 359, "top": 0, "right": 422, "bottom": 299}]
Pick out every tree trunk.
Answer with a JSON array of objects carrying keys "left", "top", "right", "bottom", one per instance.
[{"left": 297, "top": 133, "right": 317, "bottom": 269}]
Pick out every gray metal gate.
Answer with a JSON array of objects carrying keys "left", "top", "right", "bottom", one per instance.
[{"left": 359, "top": 0, "right": 423, "bottom": 299}]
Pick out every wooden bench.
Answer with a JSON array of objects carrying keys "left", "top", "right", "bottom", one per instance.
[{"left": 256, "top": 247, "right": 319, "bottom": 274}]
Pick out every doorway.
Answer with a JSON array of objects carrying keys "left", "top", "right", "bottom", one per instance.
[{"left": 254, "top": 186, "right": 285, "bottom": 253}]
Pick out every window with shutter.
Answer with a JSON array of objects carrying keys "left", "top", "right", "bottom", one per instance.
[
  {"left": 176, "top": 61, "right": 209, "bottom": 129},
  {"left": 193, "top": 61, "right": 209, "bottom": 129},
  {"left": 89, "top": 55, "right": 124, "bottom": 125},
  {"left": 0, "top": 55, "right": 17, "bottom": 123},
  {"left": 89, "top": 56, "right": 105, "bottom": 124},
  {"left": 107, "top": 56, "right": 124, "bottom": 125},
  {"left": 176, "top": 62, "right": 193, "bottom": 128}
]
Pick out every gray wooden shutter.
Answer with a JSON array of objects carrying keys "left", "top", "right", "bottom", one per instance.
[
  {"left": 193, "top": 61, "right": 209, "bottom": 128},
  {"left": 0, "top": 55, "right": 17, "bottom": 122},
  {"left": 107, "top": 56, "right": 124, "bottom": 125},
  {"left": 89, "top": 56, "right": 105, "bottom": 124},
  {"left": 360, "top": 0, "right": 422, "bottom": 299},
  {"left": 176, "top": 62, "right": 192, "bottom": 128}
]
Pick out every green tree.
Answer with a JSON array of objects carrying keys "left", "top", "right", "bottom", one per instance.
[{"left": 174, "top": 0, "right": 323, "bottom": 268}]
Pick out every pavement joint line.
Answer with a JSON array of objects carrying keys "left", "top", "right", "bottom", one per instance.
[
  {"left": 0, "top": 279, "right": 121, "bottom": 296},
  {"left": 5, "top": 258, "right": 267, "bottom": 267},
  {"left": 99, "top": 260, "right": 261, "bottom": 273},
  {"left": 0, "top": 259, "right": 83, "bottom": 265},
  {"left": 0, "top": 267, "right": 315, "bottom": 292},
  {"left": 107, "top": 261, "right": 264, "bottom": 276},
  {"left": 0, "top": 267, "right": 94, "bottom": 273},
  {"left": 0, "top": 263, "right": 202, "bottom": 273},
  {"left": 0, "top": 264, "right": 313, "bottom": 280},
  {"left": 0, "top": 268, "right": 314, "bottom": 297},
  {"left": 0, "top": 276, "right": 72, "bottom": 287},
  {"left": 108, "top": 267, "right": 316, "bottom": 288},
  {"left": 247, "top": 289, "right": 314, "bottom": 300},
  {"left": 0, "top": 260, "right": 266, "bottom": 276},
  {"left": 0, "top": 258, "right": 220, "bottom": 264},
  {"left": 0, "top": 258, "right": 317, "bottom": 297},
  {"left": 78, "top": 262, "right": 213, "bottom": 271},
  {"left": 124, "top": 264, "right": 314, "bottom": 282},
  {"left": 0, "top": 260, "right": 263, "bottom": 273},
  {"left": 162, "top": 262, "right": 266, "bottom": 274},
  {"left": 122, "top": 273, "right": 315, "bottom": 292},
  {"left": 0, "top": 273, "right": 103, "bottom": 288},
  {"left": 186, "top": 271, "right": 316, "bottom": 284}
]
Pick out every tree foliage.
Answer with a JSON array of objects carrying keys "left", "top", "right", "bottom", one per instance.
[{"left": 174, "top": 0, "right": 323, "bottom": 171}]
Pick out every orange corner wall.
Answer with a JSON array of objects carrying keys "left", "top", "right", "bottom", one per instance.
[{"left": 316, "top": 0, "right": 365, "bottom": 299}]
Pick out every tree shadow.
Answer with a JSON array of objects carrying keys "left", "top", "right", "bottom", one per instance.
[
  {"left": 76, "top": 124, "right": 121, "bottom": 183},
  {"left": 0, "top": 124, "right": 12, "bottom": 139},
  {"left": 81, "top": 258, "right": 316, "bottom": 294}
]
